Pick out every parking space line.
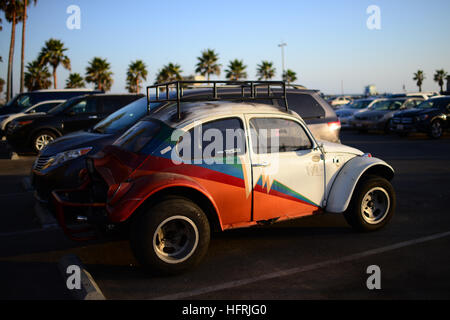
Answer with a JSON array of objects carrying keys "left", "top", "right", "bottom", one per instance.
[{"left": 152, "top": 230, "right": 450, "bottom": 300}]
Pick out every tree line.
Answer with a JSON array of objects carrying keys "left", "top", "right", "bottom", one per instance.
[{"left": 10, "top": 43, "right": 299, "bottom": 95}]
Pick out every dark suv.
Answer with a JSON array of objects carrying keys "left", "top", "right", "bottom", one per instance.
[
  {"left": 391, "top": 96, "right": 450, "bottom": 138},
  {"left": 31, "top": 86, "right": 339, "bottom": 204},
  {"left": 6, "top": 94, "right": 143, "bottom": 153},
  {"left": 0, "top": 89, "right": 102, "bottom": 116}
]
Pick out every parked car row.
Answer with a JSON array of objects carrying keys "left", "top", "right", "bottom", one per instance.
[{"left": 336, "top": 95, "right": 450, "bottom": 138}]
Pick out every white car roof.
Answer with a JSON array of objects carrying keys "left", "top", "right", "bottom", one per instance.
[{"left": 150, "top": 101, "right": 302, "bottom": 128}]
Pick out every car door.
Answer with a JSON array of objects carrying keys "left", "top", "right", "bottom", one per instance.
[
  {"left": 62, "top": 97, "right": 100, "bottom": 134},
  {"left": 246, "top": 114, "right": 325, "bottom": 222},
  {"left": 179, "top": 116, "right": 252, "bottom": 226}
]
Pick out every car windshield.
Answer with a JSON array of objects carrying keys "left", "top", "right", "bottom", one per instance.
[
  {"left": 47, "top": 97, "right": 80, "bottom": 114},
  {"left": 1, "top": 93, "right": 33, "bottom": 110},
  {"left": 347, "top": 100, "right": 372, "bottom": 109},
  {"left": 113, "top": 119, "right": 162, "bottom": 153},
  {"left": 371, "top": 99, "right": 404, "bottom": 111},
  {"left": 92, "top": 98, "right": 163, "bottom": 134}
]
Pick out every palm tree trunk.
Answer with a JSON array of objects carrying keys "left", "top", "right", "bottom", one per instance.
[
  {"left": 20, "top": 0, "right": 28, "bottom": 93},
  {"left": 53, "top": 67, "right": 57, "bottom": 89},
  {"left": 136, "top": 78, "right": 139, "bottom": 94},
  {"left": 6, "top": 2, "right": 17, "bottom": 101}
]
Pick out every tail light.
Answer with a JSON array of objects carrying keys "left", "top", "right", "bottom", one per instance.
[{"left": 328, "top": 120, "right": 341, "bottom": 131}]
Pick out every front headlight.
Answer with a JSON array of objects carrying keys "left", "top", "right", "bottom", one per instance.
[{"left": 48, "top": 147, "right": 93, "bottom": 168}]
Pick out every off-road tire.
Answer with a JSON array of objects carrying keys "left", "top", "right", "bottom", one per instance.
[{"left": 130, "top": 196, "right": 210, "bottom": 275}]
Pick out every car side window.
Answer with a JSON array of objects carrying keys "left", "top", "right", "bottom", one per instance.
[
  {"left": 249, "top": 118, "right": 312, "bottom": 154},
  {"left": 33, "top": 102, "right": 61, "bottom": 113},
  {"left": 404, "top": 100, "right": 417, "bottom": 109},
  {"left": 179, "top": 117, "right": 246, "bottom": 161},
  {"left": 69, "top": 99, "right": 97, "bottom": 114}
]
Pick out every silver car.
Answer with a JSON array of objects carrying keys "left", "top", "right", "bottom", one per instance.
[
  {"left": 352, "top": 98, "right": 424, "bottom": 133},
  {"left": 336, "top": 98, "right": 380, "bottom": 128}
]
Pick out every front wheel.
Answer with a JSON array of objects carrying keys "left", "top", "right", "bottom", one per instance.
[
  {"left": 344, "top": 175, "right": 396, "bottom": 232},
  {"left": 130, "top": 196, "right": 210, "bottom": 275},
  {"left": 32, "top": 130, "right": 56, "bottom": 153}
]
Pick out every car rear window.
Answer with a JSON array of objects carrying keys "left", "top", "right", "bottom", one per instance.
[
  {"left": 113, "top": 120, "right": 161, "bottom": 153},
  {"left": 285, "top": 93, "right": 326, "bottom": 119}
]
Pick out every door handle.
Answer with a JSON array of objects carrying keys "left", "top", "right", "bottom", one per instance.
[
  {"left": 88, "top": 115, "right": 98, "bottom": 119},
  {"left": 252, "top": 161, "right": 270, "bottom": 167}
]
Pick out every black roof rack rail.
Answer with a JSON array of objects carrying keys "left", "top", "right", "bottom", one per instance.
[{"left": 146, "top": 80, "right": 288, "bottom": 120}]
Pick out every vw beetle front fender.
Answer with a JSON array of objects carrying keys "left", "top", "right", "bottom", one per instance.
[{"left": 325, "top": 156, "right": 394, "bottom": 213}]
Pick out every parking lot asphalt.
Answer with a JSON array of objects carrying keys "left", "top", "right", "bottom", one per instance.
[{"left": 0, "top": 130, "right": 449, "bottom": 300}]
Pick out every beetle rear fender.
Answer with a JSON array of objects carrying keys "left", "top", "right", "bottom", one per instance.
[
  {"left": 106, "top": 172, "right": 223, "bottom": 231},
  {"left": 325, "top": 156, "right": 394, "bottom": 213}
]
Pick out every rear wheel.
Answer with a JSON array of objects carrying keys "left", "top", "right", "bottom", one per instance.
[
  {"left": 130, "top": 196, "right": 210, "bottom": 275},
  {"left": 344, "top": 175, "right": 396, "bottom": 232},
  {"left": 32, "top": 130, "right": 57, "bottom": 153}
]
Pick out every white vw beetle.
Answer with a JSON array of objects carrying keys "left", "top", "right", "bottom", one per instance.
[{"left": 53, "top": 81, "right": 396, "bottom": 274}]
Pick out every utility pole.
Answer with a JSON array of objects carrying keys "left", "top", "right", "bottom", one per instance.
[{"left": 278, "top": 42, "right": 287, "bottom": 80}]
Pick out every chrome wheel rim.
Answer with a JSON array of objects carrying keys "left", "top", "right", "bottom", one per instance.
[
  {"left": 361, "top": 187, "right": 390, "bottom": 224},
  {"left": 153, "top": 216, "right": 199, "bottom": 264},
  {"left": 35, "top": 134, "right": 54, "bottom": 151}
]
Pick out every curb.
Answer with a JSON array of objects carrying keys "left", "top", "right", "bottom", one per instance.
[
  {"left": 58, "top": 254, "right": 106, "bottom": 300},
  {"left": 34, "top": 201, "right": 58, "bottom": 229}
]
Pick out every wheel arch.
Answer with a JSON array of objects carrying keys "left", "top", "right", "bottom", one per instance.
[
  {"left": 128, "top": 185, "right": 223, "bottom": 233},
  {"left": 326, "top": 156, "right": 394, "bottom": 213}
]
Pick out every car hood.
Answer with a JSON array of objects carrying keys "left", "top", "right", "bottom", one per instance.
[
  {"left": 393, "top": 108, "right": 437, "bottom": 117},
  {"left": 12, "top": 113, "right": 52, "bottom": 122},
  {"left": 41, "top": 130, "right": 116, "bottom": 156},
  {"left": 319, "top": 140, "right": 364, "bottom": 156},
  {"left": 356, "top": 110, "right": 391, "bottom": 118}
]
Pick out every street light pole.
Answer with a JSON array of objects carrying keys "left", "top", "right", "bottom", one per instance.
[{"left": 278, "top": 42, "right": 287, "bottom": 80}]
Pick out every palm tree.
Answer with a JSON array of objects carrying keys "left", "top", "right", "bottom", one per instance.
[
  {"left": 65, "top": 73, "right": 85, "bottom": 88},
  {"left": 283, "top": 69, "right": 297, "bottom": 84},
  {"left": 413, "top": 70, "right": 425, "bottom": 92},
  {"left": 1, "top": 0, "right": 25, "bottom": 101},
  {"left": 126, "top": 60, "right": 148, "bottom": 93},
  {"left": 19, "top": 0, "right": 37, "bottom": 93},
  {"left": 195, "top": 49, "right": 221, "bottom": 81},
  {"left": 434, "top": 69, "right": 448, "bottom": 94},
  {"left": 85, "top": 57, "right": 113, "bottom": 91},
  {"left": 256, "top": 61, "right": 276, "bottom": 80},
  {"left": 38, "top": 38, "right": 71, "bottom": 89},
  {"left": 24, "top": 59, "right": 52, "bottom": 91},
  {"left": 155, "top": 63, "right": 183, "bottom": 83},
  {"left": 225, "top": 59, "right": 247, "bottom": 81}
]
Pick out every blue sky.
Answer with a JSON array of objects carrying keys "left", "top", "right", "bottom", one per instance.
[{"left": 1, "top": 0, "right": 450, "bottom": 95}]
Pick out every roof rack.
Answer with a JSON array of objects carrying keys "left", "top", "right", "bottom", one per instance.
[{"left": 146, "top": 80, "right": 288, "bottom": 120}]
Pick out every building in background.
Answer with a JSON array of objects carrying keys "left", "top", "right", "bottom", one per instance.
[{"left": 364, "top": 84, "right": 378, "bottom": 96}]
